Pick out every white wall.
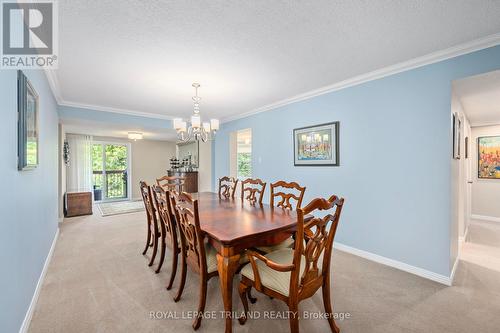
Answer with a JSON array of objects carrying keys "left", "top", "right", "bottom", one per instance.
[
  {"left": 450, "top": 94, "right": 470, "bottom": 265},
  {"left": 131, "top": 139, "right": 176, "bottom": 198},
  {"left": 198, "top": 141, "right": 212, "bottom": 192},
  {"left": 58, "top": 123, "right": 67, "bottom": 221},
  {"left": 471, "top": 125, "right": 500, "bottom": 219}
]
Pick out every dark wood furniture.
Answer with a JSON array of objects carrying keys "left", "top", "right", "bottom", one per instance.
[
  {"left": 238, "top": 195, "right": 345, "bottom": 333},
  {"left": 218, "top": 176, "right": 238, "bottom": 199},
  {"left": 186, "top": 192, "right": 303, "bottom": 333},
  {"left": 170, "top": 191, "right": 219, "bottom": 330},
  {"left": 139, "top": 181, "right": 162, "bottom": 269},
  {"left": 64, "top": 192, "right": 92, "bottom": 217},
  {"left": 152, "top": 185, "right": 181, "bottom": 286},
  {"left": 256, "top": 180, "right": 307, "bottom": 253},
  {"left": 241, "top": 178, "right": 266, "bottom": 205},
  {"left": 167, "top": 170, "right": 198, "bottom": 193},
  {"left": 156, "top": 175, "right": 185, "bottom": 192},
  {"left": 270, "top": 180, "right": 306, "bottom": 210}
]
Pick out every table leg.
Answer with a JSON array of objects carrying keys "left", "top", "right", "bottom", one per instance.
[{"left": 216, "top": 252, "right": 241, "bottom": 333}]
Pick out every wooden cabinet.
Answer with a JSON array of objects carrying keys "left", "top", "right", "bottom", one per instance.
[
  {"left": 64, "top": 192, "right": 93, "bottom": 217},
  {"left": 167, "top": 170, "right": 198, "bottom": 193}
]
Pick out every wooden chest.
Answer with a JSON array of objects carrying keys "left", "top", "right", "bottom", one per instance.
[{"left": 64, "top": 192, "right": 93, "bottom": 217}]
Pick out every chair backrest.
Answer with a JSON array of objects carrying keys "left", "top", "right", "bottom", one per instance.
[
  {"left": 140, "top": 181, "right": 157, "bottom": 223},
  {"left": 218, "top": 176, "right": 238, "bottom": 199},
  {"left": 171, "top": 191, "right": 207, "bottom": 273},
  {"left": 152, "top": 185, "right": 178, "bottom": 247},
  {"left": 270, "top": 180, "right": 306, "bottom": 210},
  {"left": 291, "top": 195, "right": 344, "bottom": 298},
  {"left": 156, "top": 175, "right": 185, "bottom": 192},
  {"left": 241, "top": 178, "right": 266, "bottom": 205}
]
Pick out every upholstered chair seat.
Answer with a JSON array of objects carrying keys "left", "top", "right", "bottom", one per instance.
[
  {"left": 254, "top": 238, "right": 295, "bottom": 254},
  {"left": 240, "top": 248, "right": 306, "bottom": 296},
  {"left": 205, "top": 243, "right": 249, "bottom": 274}
]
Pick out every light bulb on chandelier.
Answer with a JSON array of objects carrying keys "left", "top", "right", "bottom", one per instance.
[{"left": 173, "top": 83, "right": 219, "bottom": 142}]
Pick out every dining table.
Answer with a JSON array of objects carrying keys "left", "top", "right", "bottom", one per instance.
[{"left": 190, "top": 192, "right": 300, "bottom": 333}]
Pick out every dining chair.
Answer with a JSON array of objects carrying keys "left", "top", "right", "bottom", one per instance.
[
  {"left": 256, "top": 180, "right": 306, "bottom": 253},
  {"left": 170, "top": 191, "right": 219, "bottom": 330},
  {"left": 270, "top": 180, "right": 306, "bottom": 210},
  {"left": 218, "top": 176, "right": 238, "bottom": 199},
  {"left": 238, "top": 195, "right": 345, "bottom": 333},
  {"left": 241, "top": 178, "right": 266, "bottom": 205},
  {"left": 152, "top": 186, "right": 181, "bottom": 286},
  {"left": 140, "top": 181, "right": 161, "bottom": 267},
  {"left": 156, "top": 175, "right": 185, "bottom": 193}
]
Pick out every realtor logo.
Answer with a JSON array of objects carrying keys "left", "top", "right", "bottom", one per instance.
[{"left": 1, "top": 0, "right": 58, "bottom": 68}]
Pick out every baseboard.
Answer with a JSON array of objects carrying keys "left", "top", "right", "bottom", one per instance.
[
  {"left": 459, "top": 226, "right": 469, "bottom": 243},
  {"left": 19, "top": 228, "right": 60, "bottom": 333},
  {"left": 449, "top": 256, "right": 460, "bottom": 286},
  {"left": 471, "top": 214, "right": 500, "bottom": 223},
  {"left": 334, "top": 242, "right": 453, "bottom": 286},
  {"left": 58, "top": 217, "right": 63, "bottom": 224}
]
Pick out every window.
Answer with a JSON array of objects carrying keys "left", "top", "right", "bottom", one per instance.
[
  {"left": 92, "top": 142, "right": 129, "bottom": 200},
  {"left": 237, "top": 129, "right": 252, "bottom": 179}
]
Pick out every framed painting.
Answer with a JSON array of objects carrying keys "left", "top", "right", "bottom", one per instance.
[
  {"left": 478, "top": 136, "right": 500, "bottom": 179},
  {"left": 18, "top": 70, "right": 39, "bottom": 170},
  {"left": 293, "top": 122, "right": 339, "bottom": 166},
  {"left": 465, "top": 136, "right": 469, "bottom": 159}
]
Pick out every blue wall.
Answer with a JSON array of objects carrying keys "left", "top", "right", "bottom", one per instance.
[
  {"left": 214, "top": 45, "right": 500, "bottom": 277},
  {"left": 0, "top": 70, "right": 59, "bottom": 332},
  {"left": 59, "top": 105, "right": 173, "bottom": 129}
]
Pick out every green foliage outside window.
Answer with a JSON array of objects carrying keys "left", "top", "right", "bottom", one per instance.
[
  {"left": 237, "top": 153, "right": 251, "bottom": 178},
  {"left": 92, "top": 144, "right": 127, "bottom": 198}
]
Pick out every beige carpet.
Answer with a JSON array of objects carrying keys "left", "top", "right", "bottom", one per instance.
[
  {"left": 28, "top": 213, "right": 500, "bottom": 333},
  {"left": 97, "top": 200, "right": 144, "bottom": 217}
]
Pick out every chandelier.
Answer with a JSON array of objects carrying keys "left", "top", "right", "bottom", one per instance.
[{"left": 173, "top": 83, "right": 219, "bottom": 142}]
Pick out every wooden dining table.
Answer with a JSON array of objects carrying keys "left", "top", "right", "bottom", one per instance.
[{"left": 190, "top": 192, "right": 300, "bottom": 333}]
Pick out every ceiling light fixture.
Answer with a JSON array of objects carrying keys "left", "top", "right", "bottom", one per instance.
[
  {"left": 173, "top": 83, "right": 219, "bottom": 142},
  {"left": 128, "top": 132, "right": 143, "bottom": 141}
]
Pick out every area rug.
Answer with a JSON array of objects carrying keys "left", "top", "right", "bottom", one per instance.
[{"left": 97, "top": 200, "right": 145, "bottom": 217}]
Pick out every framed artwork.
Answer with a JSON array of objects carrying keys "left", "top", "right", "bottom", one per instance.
[
  {"left": 465, "top": 136, "right": 469, "bottom": 159},
  {"left": 18, "top": 70, "right": 39, "bottom": 170},
  {"left": 452, "top": 113, "right": 461, "bottom": 159},
  {"left": 478, "top": 136, "right": 500, "bottom": 179},
  {"left": 293, "top": 122, "right": 339, "bottom": 166}
]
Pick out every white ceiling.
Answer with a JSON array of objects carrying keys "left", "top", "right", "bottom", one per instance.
[
  {"left": 55, "top": 0, "right": 500, "bottom": 122},
  {"left": 63, "top": 118, "right": 178, "bottom": 141},
  {"left": 453, "top": 70, "right": 500, "bottom": 126}
]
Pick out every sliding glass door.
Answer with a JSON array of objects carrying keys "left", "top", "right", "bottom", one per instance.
[{"left": 92, "top": 142, "right": 130, "bottom": 201}]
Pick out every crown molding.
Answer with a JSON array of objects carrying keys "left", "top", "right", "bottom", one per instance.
[
  {"left": 58, "top": 100, "right": 174, "bottom": 120},
  {"left": 43, "top": 32, "right": 500, "bottom": 124},
  {"left": 470, "top": 120, "right": 500, "bottom": 128},
  {"left": 43, "top": 68, "right": 173, "bottom": 121},
  {"left": 222, "top": 32, "right": 500, "bottom": 123},
  {"left": 43, "top": 68, "right": 63, "bottom": 104}
]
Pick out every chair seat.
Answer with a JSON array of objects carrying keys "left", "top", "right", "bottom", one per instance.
[
  {"left": 205, "top": 243, "right": 249, "bottom": 273},
  {"left": 256, "top": 237, "right": 295, "bottom": 254},
  {"left": 240, "top": 249, "right": 305, "bottom": 297}
]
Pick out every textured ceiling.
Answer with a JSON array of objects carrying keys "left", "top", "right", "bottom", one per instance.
[
  {"left": 453, "top": 70, "right": 500, "bottom": 126},
  {"left": 56, "top": 0, "right": 500, "bottom": 121}
]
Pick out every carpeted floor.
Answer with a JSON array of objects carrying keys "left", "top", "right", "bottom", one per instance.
[{"left": 28, "top": 213, "right": 500, "bottom": 333}]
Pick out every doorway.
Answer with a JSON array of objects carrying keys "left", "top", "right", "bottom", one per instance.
[
  {"left": 92, "top": 141, "right": 131, "bottom": 201},
  {"left": 451, "top": 70, "right": 500, "bottom": 277}
]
